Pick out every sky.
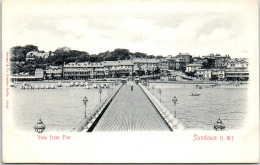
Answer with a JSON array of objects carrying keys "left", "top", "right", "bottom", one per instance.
[{"left": 2, "top": 0, "right": 258, "bottom": 58}]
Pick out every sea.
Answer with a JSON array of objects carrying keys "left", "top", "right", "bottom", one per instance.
[
  {"left": 148, "top": 83, "right": 248, "bottom": 131},
  {"left": 9, "top": 82, "right": 248, "bottom": 132}
]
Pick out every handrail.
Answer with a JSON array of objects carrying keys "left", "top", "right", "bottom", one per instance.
[
  {"left": 70, "top": 83, "right": 123, "bottom": 132},
  {"left": 139, "top": 83, "right": 186, "bottom": 131}
]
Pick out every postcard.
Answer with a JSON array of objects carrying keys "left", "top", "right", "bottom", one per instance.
[{"left": 2, "top": 0, "right": 259, "bottom": 163}]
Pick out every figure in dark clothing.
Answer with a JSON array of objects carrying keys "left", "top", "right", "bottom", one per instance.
[{"left": 131, "top": 85, "right": 133, "bottom": 91}]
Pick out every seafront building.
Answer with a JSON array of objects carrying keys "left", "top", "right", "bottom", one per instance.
[
  {"left": 25, "top": 51, "right": 54, "bottom": 61},
  {"left": 185, "top": 63, "right": 203, "bottom": 74},
  {"left": 34, "top": 68, "right": 44, "bottom": 80},
  {"left": 61, "top": 59, "right": 160, "bottom": 80},
  {"left": 214, "top": 55, "right": 231, "bottom": 68},
  {"left": 10, "top": 53, "right": 249, "bottom": 81},
  {"left": 63, "top": 62, "right": 105, "bottom": 80},
  {"left": 45, "top": 66, "right": 63, "bottom": 80},
  {"left": 225, "top": 58, "right": 249, "bottom": 81},
  {"left": 211, "top": 68, "right": 225, "bottom": 81},
  {"left": 176, "top": 53, "right": 192, "bottom": 63},
  {"left": 104, "top": 60, "right": 134, "bottom": 78},
  {"left": 133, "top": 58, "right": 159, "bottom": 74}
]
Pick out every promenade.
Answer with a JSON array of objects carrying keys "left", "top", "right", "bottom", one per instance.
[{"left": 93, "top": 81, "right": 171, "bottom": 131}]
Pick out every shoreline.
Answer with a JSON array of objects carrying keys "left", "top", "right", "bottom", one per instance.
[
  {"left": 147, "top": 80, "right": 249, "bottom": 85},
  {"left": 12, "top": 79, "right": 249, "bottom": 85}
]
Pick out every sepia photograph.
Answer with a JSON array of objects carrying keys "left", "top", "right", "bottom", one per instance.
[{"left": 2, "top": 0, "right": 259, "bottom": 163}]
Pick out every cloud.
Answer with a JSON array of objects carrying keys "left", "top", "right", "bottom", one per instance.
[
  {"left": 56, "top": 17, "right": 89, "bottom": 37},
  {"left": 2, "top": 0, "right": 258, "bottom": 58}
]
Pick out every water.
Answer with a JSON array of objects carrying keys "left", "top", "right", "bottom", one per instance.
[
  {"left": 10, "top": 82, "right": 248, "bottom": 132},
  {"left": 10, "top": 83, "right": 113, "bottom": 132},
  {"left": 148, "top": 83, "right": 248, "bottom": 130}
]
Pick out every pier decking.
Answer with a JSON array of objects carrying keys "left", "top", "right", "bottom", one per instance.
[{"left": 93, "top": 81, "right": 171, "bottom": 131}]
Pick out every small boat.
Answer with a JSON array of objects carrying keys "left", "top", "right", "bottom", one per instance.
[
  {"left": 75, "top": 82, "right": 79, "bottom": 86},
  {"left": 93, "top": 83, "right": 97, "bottom": 88},
  {"left": 191, "top": 93, "right": 200, "bottom": 96},
  {"left": 21, "top": 83, "right": 26, "bottom": 89},
  {"left": 70, "top": 82, "right": 74, "bottom": 87},
  {"left": 100, "top": 84, "right": 104, "bottom": 88},
  {"left": 85, "top": 85, "right": 89, "bottom": 89},
  {"left": 35, "top": 85, "right": 39, "bottom": 89},
  {"left": 51, "top": 84, "right": 55, "bottom": 89},
  {"left": 80, "top": 82, "right": 84, "bottom": 87},
  {"left": 85, "top": 82, "right": 88, "bottom": 86},
  {"left": 41, "top": 85, "right": 45, "bottom": 89},
  {"left": 46, "top": 84, "right": 49, "bottom": 89},
  {"left": 57, "top": 82, "right": 62, "bottom": 87},
  {"left": 10, "top": 83, "right": 17, "bottom": 88}
]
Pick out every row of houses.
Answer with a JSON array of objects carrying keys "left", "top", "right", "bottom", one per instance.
[
  {"left": 33, "top": 58, "right": 160, "bottom": 80},
  {"left": 17, "top": 52, "right": 249, "bottom": 81},
  {"left": 26, "top": 51, "right": 54, "bottom": 60},
  {"left": 185, "top": 58, "right": 249, "bottom": 81}
]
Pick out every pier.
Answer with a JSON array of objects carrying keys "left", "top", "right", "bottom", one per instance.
[
  {"left": 73, "top": 80, "right": 185, "bottom": 132},
  {"left": 93, "top": 82, "right": 171, "bottom": 131}
]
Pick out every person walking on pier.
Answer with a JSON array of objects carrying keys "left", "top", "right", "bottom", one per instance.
[{"left": 131, "top": 85, "right": 134, "bottom": 91}]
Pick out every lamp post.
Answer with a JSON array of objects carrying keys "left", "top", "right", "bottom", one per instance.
[
  {"left": 107, "top": 85, "right": 110, "bottom": 95},
  {"left": 172, "top": 96, "right": 178, "bottom": 118},
  {"left": 83, "top": 96, "right": 88, "bottom": 118},
  {"left": 152, "top": 85, "right": 154, "bottom": 95},
  {"left": 158, "top": 89, "right": 162, "bottom": 102},
  {"left": 214, "top": 119, "right": 225, "bottom": 131},
  {"left": 99, "top": 88, "right": 102, "bottom": 102},
  {"left": 34, "top": 118, "right": 46, "bottom": 133}
]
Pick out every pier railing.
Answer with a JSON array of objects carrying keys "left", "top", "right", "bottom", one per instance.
[
  {"left": 70, "top": 83, "right": 123, "bottom": 132},
  {"left": 139, "top": 83, "right": 186, "bottom": 131}
]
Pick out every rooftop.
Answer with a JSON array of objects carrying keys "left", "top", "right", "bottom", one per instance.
[
  {"left": 46, "top": 65, "right": 62, "bottom": 70},
  {"left": 228, "top": 58, "right": 249, "bottom": 63},
  {"left": 186, "top": 63, "right": 203, "bottom": 67},
  {"left": 133, "top": 58, "right": 159, "bottom": 63},
  {"left": 26, "top": 51, "right": 52, "bottom": 58},
  {"left": 64, "top": 62, "right": 104, "bottom": 67},
  {"left": 177, "top": 53, "right": 192, "bottom": 56}
]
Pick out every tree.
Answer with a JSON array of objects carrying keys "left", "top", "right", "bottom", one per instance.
[
  {"left": 105, "top": 49, "right": 130, "bottom": 61},
  {"left": 156, "top": 55, "right": 164, "bottom": 59},
  {"left": 180, "top": 65, "right": 186, "bottom": 73},
  {"left": 132, "top": 52, "right": 147, "bottom": 58},
  {"left": 202, "top": 59, "right": 215, "bottom": 69},
  {"left": 11, "top": 63, "right": 20, "bottom": 74},
  {"left": 23, "top": 45, "right": 38, "bottom": 52},
  {"left": 55, "top": 47, "right": 71, "bottom": 54},
  {"left": 154, "top": 66, "right": 160, "bottom": 74},
  {"left": 147, "top": 55, "right": 155, "bottom": 59},
  {"left": 89, "top": 54, "right": 98, "bottom": 62},
  {"left": 96, "top": 51, "right": 110, "bottom": 61},
  {"left": 10, "top": 45, "right": 38, "bottom": 62}
]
